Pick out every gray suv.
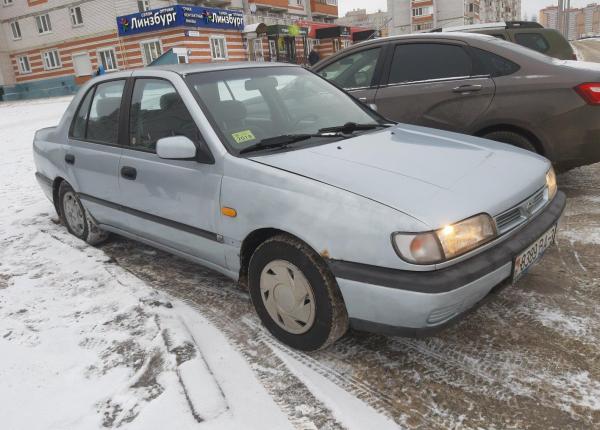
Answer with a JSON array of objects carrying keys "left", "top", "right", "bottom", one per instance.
[{"left": 313, "top": 33, "right": 600, "bottom": 170}]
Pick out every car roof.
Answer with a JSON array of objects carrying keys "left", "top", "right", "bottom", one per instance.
[
  {"left": 90, "top": 62, "right": 299, "bottom": 82},
  {"left": 147, "top": 61, "right": 297, "bottom": 75},
  {"left": 351, "top": 31, "right": 497, "bottom": 48}
]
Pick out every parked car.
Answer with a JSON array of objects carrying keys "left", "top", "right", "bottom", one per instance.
[
  {"left": 313, "top": 32, "right": 600, "bottom": 171},
  {"left": 34, "top": 63, "right": 565, "bottom": 350},
  {"left": 432, "top": 21, "right": 577, "bottom": 60}
]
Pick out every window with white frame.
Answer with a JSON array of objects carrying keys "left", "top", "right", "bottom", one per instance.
[
  {"left": 10, "top": 21, "right": 21, "bottom": 40},
  {"left": 17, "top": 56, "right": 31, "bottom": 74},
  {"left": 42, "top": 50, "right": 61, "bottom": 70},
  {"left": 137, "top": 0, "right": 150, "bottom": 12},
  {"left": 140, "top": 40, "right": 162, "bottom": 65},
  {"left": 70, "top": 6, "right": 83, "bottom": 26},
  {"left": 412, "top": 6, "right": 433, "bottom": 17},
  {"left": 210, "top": 36, "right": 228, "bottom": 60},
  {"left": 36, "top": 14, "right": 52, "bottom": 34},
  {"left": 98, "top": 48, "right": 118, "bottom": 71},
  {"left": 3, "top": 0, "right": 14, "bottom": 6}
]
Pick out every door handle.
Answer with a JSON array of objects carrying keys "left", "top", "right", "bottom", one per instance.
[
  {"left": 358, "top": 97, "right": 368, "bottom": 102},
  {"left": 120, "top": 166, "right": 137, "bottom": 180},
  {"left": 452, "top": 84, "right": 483, "bottom": 93},
  {"left": 65, "top": 153, "right": 75, "bottom": 164}
]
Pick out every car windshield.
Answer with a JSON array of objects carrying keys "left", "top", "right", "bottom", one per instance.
[{"left": 185, "top": 66, "right": 385, "bottom": 155}]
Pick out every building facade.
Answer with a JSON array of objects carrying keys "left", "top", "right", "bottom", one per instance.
[
  {"left": 0, "top": 0, "right": 339, "bottom": 100},
  {"left": 336, "top": 8, "right": 391, "bottom": 37},
  {"left": 387, "top": 0, "right": 521, "bottom": 35}
]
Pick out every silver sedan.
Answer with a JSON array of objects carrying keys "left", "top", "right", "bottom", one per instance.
[{"left": 33, "top": 63, "right": 565, "bottom": 350}]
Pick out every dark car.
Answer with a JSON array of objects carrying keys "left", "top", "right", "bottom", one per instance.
[
  {"left": 313, "top": 33, "right": 600, "bottom": 170},
  {"left": 433, "top": 21, "right": 577, "bottom": 61}
]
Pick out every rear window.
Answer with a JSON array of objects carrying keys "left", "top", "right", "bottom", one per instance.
[{"left": 514, "top": 33, "right": 550, "bottom": 53}]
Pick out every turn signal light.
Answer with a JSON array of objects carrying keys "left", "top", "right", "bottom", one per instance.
[
  {"left": 221, "top": 207, "right": 237, "bottom": 217},
  {"left": 575, "top": 83, "right": 600, "bottom": 105}
]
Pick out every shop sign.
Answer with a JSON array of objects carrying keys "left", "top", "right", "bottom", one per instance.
[{"left": 117, "top": 5, "right": 244, "bottom": 36}]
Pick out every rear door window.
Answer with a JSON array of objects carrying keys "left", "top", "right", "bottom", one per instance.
[
  {"left": 388, "top": 43, "right": 472, "bottom": 84},
  {"left": 470, "top": 47, "right": 520, "bottom": 77},
  {"left": 514, "top": 33, "right": 550, "bottom": 53},
  {"left": 71, "top": 88, "right": 94, "bottom": 140},
  {"left": 86, "top": 80, "right": 126, "bottom": 145}
]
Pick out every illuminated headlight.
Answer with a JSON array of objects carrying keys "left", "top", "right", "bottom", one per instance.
[
  {"left": 392, "top": 214, "right": 497, "bottom": 264},
  {"left": 546, "top": 167, "right": 557, "bottom": 200}
]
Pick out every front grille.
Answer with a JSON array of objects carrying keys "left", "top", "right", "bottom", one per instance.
[{"left": 494, "top": 187, "right": 548, "bottom": 235}]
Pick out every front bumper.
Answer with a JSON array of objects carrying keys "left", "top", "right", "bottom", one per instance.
[{"left": 329, "top": 191, "right": 567, "bottom": 336}]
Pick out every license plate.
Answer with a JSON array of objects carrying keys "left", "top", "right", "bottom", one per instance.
[{"left": 513, "top": 225, "right": 557, "bottom": 283}]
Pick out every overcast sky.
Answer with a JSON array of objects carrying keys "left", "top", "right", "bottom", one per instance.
[{"left": 338, "top": 1, "right": 595, "bottom": 20}]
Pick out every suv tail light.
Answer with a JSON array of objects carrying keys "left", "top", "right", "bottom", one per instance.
[{"left": 575, "top": 83, "right": 600, "bottom": 105}]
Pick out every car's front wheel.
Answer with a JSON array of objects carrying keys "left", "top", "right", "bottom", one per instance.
[
  {"left": 58, "top": 181, "right": 108, "bottom": 245},
  {"left": 248, "top": 234, "right": 349, "bottom": 351}
]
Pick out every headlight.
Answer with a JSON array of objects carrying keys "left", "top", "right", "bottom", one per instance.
[
  {"left": 392, "top": 214, "right": 496, "bottom": 264},
  {"left": 546, "top": 167, "right": 557, "bottom": 200}
]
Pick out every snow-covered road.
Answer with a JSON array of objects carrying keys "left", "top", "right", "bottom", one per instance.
[{"left": 1, "top": 96, "right": 600, "bottom": 429}]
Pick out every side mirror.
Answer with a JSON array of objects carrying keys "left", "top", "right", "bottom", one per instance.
[{"left": 156, "top": 136, "right": 197, "bottom": 160}]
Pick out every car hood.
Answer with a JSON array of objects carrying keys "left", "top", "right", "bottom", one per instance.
[{"left": 251, "top": 124, "right": 550, "bottom": 229}]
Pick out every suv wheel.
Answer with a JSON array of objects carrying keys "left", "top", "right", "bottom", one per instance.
[
  {"left": 482, "top": 130, "right": 538, "bottom": 153},
  {"left": 248, "top": 234, "right": 349, "bottom": 351},
  {"left": 58, "top": 181, "right": 108, "bottom": 245}
]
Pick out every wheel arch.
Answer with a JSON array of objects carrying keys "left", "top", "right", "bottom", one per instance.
[
  {"left": 52, "top": 176, "right": 66, "bottom": 215},
  {"left": 475, "top": 124, "right": 546, "bottom": 156},
  {"left": 238, "top": 227, "right": 326, "bottom": 289}
]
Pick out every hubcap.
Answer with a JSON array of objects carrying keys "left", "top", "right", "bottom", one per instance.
[
  {"left": 259, "top": 260, "right": 316, "bottom": 335},
  {"left": 63, "top": 191, "right": 85, "bottom": 236}
]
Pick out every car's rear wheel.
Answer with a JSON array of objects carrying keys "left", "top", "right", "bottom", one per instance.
[
  {"left": 482, "top": 130, "right": 538, "bottom": 153},
  {"left": 248, "top": 234, "right": 349, "bottom": 351},
  {"left": 58, "top": 181, "right": 108, "bottom": 245}
]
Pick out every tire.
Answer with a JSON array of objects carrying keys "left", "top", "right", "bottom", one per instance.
[
  {"left": 248, "top": 234, "right": 349, "bottom": 351},
  {"left": 482, "top": 130, "right": 538, "bottom": 153},
  {"left": 58, "top": 181, "right": 109, "bottom": 246}
]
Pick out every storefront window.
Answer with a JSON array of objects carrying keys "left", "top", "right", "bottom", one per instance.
[
  {"left": 42, "top": 49, "right": 61, "bottom": 70},
  {"left": 140, "top": 40, "right": 162, "bottom": 65},
  {"left": 210, "top": 36, "right": 228, "bottom": 60},
  {"left": 98, "top": 48, "right": 118, "bottom": 71}
]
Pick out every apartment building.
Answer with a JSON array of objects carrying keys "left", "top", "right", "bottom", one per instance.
[
  {"left": 539, "top": 3, "right": 600, "bottom": 40},
  {"left": 336, "top": 8, "right": 391, "bottom": 37},
  {"left": 387, "top": 0, "right": 521, "bottom": 35},
  {"left": 0, "top": 0, "right": 339, "bottom": 100}
]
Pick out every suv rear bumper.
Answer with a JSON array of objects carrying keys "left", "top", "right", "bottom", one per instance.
[{"left": 329, "top": 191, "right": 566, "bottom": 336}]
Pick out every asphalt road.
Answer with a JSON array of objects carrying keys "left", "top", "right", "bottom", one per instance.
[{"left": 98, "top": 42, "right": 600, "bottom": 429}]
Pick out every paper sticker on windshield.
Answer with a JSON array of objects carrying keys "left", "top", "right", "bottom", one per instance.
[{"left": 232, "top": 130, "right": 256, "bottom": 144}]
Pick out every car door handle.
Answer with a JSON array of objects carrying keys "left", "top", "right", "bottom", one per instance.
[
  {"left": 120, "top": 166, "right": 137, "bottom": 180},
  {"left": 452, "top": 84, "right": 483, "bottom": 93},
  {"left": 65, "top": 153, "right": 75, "bottom": 164}
]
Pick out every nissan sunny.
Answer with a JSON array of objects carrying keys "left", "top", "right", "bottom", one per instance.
[{"left": 33, "top": 63, "right": 565, "bottom": 350}]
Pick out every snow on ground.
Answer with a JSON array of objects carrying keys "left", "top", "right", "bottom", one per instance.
[
  {"left": 0, "top": 97, "right": 295, "bottom": 429},
  {"left": 0, "top": 97, "right": 401, "bottom": 429}
]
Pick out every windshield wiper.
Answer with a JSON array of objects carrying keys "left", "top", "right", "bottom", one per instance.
[
  {"left": 318, "top": 122, "right": 390, "bottom": 135},
  {"left": 239, "top": 133, "right": 339, "bottom": 155}
]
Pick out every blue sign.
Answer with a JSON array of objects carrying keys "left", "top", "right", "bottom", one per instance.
[{"left": 117, "top": 5, "right": 244, "bottom": 37}]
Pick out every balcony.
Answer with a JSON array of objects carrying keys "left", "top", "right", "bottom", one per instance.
[
  {"left": 255, "top": 0, "right": 290, "bottom": 11},
  {"left": 310, "top": 0, "right": 338, "bottom": 17}
]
